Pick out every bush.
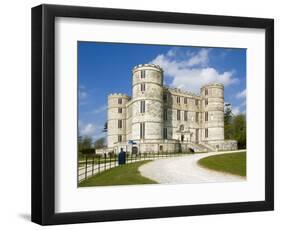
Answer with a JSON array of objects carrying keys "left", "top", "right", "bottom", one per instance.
[
  {"left": 80, "top": 148, "right": 96, "bottom": 155},
  {"left": 108, "top": 151, "right": 115, "bottom": 158}
]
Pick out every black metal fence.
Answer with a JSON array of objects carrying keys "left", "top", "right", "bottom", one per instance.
[{"left": 78, "top": 152, "right": 187, "bottom": 183}]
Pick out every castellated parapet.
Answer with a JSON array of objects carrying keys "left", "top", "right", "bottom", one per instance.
[{"left": 106, "top": 64, "right": 237, "bottom": 154}]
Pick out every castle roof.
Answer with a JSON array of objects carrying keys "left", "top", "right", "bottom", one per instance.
[
  {"left": 108, "top": 93, "right": 131, "bottom": 99},
  {"left": 164, "top": 86, "right": 201, "bottom": 97},
  {"left": 132, "top": 63, "right": 163, "bottom": 72}
]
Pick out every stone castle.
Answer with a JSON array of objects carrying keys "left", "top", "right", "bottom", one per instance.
[{"left": 107, "top": 64, "right": 237, "bottom": 154}]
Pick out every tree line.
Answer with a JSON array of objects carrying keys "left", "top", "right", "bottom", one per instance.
[
  {"left": 78, "top": 122, "right": 108, "bottom": 154},
  {"left": 78, "top": 136, "right": 106, "bottom": 154},
  {"left": 224, "top": 105, "right": 246, "bottom": 149}
]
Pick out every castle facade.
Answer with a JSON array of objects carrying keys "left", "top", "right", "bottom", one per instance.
[{"left": 107, "top": 64, "right": 237, "bottom": 154}]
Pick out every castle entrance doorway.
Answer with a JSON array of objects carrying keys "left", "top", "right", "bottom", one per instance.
[{"left": 132, "top": 146, "right": 138, "bottom": 154}]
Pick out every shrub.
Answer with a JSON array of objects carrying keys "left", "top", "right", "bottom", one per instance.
[{"left": 80, "top": 148, "right": 96, "bottom": 155}]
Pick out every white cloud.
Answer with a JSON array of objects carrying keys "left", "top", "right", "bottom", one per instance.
[
  {"left": 186, "top": 48, "right": 210, "bottom": 67},
  {"left": 78, "top": 86, "right": 88, "bottom": 106},
  {"left": 79, "top": 85, "right": 88, "bottom": 99},
  {"left": 235, "top": 89, "right": 246, "bottom": 115},
  {"left": 231, "top": 105, "right": 246, "bottom": 116},
  {"left": 92, "top": 105, "right": 107, "bottom": 114},
  {"left": 236, "top": 89, "right": 246, "bottom": 99},
  {"left": 167, "top": 49, "right": 176, "bottom": 57},
  {"left": 79, "top": 121, "right": 97, "bottom": 136},
  {"left": 150, "top": 48, "right": 238, "bottom": 92},
  {"left": 79, "top": 91, "right": 87, "bottom": 99},
  {"left": 232, "top": 106, "right": 241, "bottom": 116},
  {"left": 79, "top": 121, "right": 106, "bottom": 143}
]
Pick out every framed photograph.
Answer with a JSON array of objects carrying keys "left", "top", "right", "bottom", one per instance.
[{"left": 31, "top": 4, "right": 274, "bottom": 225}]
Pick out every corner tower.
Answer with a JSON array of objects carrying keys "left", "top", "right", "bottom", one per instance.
[
  {"left": 107, "top": 93, "right": 130, "bottom": 148},
  {"left": 201, "top": 83, "right": 225, "bottom": 142},
  {"left": 131, "top": 64, "right": 164, "bottom": 141}
]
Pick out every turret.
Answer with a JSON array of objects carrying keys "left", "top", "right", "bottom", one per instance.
[
  {"left": 200, "top": 83, "right": 224, "bottom": 141},
  {"left": 107, "top": 93, "right": 130, "bottom": 148},
  {"left": 131, "top": 64, "right": 164, "bottom": 141}
]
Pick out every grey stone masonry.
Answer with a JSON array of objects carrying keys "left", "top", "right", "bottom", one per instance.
[{"left": 106, "top": 64, "right": 237, "bottom": 154}]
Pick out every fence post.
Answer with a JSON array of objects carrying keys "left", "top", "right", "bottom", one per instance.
[
  {"left": 92, "top": 155, "right": 94, "bottom": 176},
  {"left": 85, "top": 155, "right": 88, "bottom": 180},
  {"left": 98, "top": 156, "right": 100, "bottom": 174}
]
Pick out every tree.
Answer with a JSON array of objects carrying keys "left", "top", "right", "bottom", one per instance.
[
  {"left": 103, "top": 122, "right": 108, "bottom": 132},
  {"left": 224, "top": 103, "right": 233, "bottom": 125},
  {"left": 78, "top": 135, "right": 93, "bottom": 151},
  {"left": 78, "top": 135, "right": 83, "bottom": 150},
  {"left": 224, "top": 104, "right": 234, "bottom": 139},
  {"left": 224, "top": 104, "right": 246, "bottom": 149},
  {"left": 232, "top": 115, "right": 246, "bottom": 149},
  {"left": 94, "top": 137, "right": 106, "bottom": 149}
]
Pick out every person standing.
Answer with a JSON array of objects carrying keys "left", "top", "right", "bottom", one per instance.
[{"left": 118, "top": 148, "right": 126, "bottom": 165}]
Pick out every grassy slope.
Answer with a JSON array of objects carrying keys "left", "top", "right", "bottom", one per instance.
[
  {"left": 79, "top": 160, "right": 157, "bottom": 187},
  {"left": 198, "top": 152, "right": 246, "bottom": 177}
]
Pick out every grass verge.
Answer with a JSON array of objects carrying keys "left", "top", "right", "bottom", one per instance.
[
  {"left": 198, "top": 151, "right": 246, "bottom": 177},
  {"left": 79, "top": 160, "right": 157, "bottom": 187}
]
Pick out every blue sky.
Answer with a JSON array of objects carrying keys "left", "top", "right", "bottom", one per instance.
[{"left": 78, "top": 41, "right": 246, "bottom": 142}]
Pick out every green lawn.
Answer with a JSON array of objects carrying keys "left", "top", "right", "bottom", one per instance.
[
  {"left": 198, "top": 151, "right": 246, "bottom": 177},
  {"left": 79, "top": 160, "right": 157, "bottom": 187}
]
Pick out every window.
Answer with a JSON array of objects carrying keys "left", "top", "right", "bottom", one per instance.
[
  {"left": 118, "top": 108, "right": 122, "bottom": 113},
  {"left": 140, "top": 122, "right": 145, "bottom": 139},
  {"left": 118, "top": 120, "right": 122, "bottom": 128},
  {"left": 140, "top": 100, "right": 145, "bottom": 113},
  {"left": 205, "top": 128, "right": 208, "bottom": 138},
  {"left": 164, "top": 109, "right": 168, "bottom": 121},
  {"left": 118, "top": 135, "right": 122, "bottom": 142},
  {"left": 184, "top": 97, "right": 187, "bottom": 104},
  {"left": 205, "top": 88, "right": 208, "bottom": 96},
  {"left": 180, "top": 125, "right": 184, "bottom": 131},
  {"left": 177, "top": 96, "right": 180, "bottom": 104},
  {"left": 163, "top": 93, "right": 167, "bottom": 102},
  {"left": 118, "top": 98, "right": 122, "bottom": 104},
  {"left": 205, "top": 112, "right": 208, "bottom": 121},
  {"left": 141, "top": 70, "right": 146, "bottom": 78},
  {"left": 140, "top": 83, "right": 145, "bottom": 92},
  {"left": 184, "top": 111, "right": 188, "bottom": 121},
  {"left": 163, "top": 127, "right": 168, "bottom": 139},
  {"left": 181, "top": 135, "right": 184, "bottom": 142},
  {"left": 195, "top": 99, "right": 198, "bottom": 106},
  {"left": 177, "top": 110, "right": 181, "bottom": 120},
  {"left": 205, "top": 99, "right": 208, "bottom": 106},
  {"left": 196, "top": 112, "right": 199, "bottom": 122}
]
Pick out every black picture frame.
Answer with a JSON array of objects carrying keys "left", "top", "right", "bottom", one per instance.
[{"left": 31, "top": 4, "right": 274, "bottom": 225}]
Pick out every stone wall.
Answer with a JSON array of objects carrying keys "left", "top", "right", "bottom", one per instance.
[
  {"left": 131, "top": 64, "right": 163, "bottom": 141},
  {"left": 106, "top": 64, "right": 237, "bottom": 153},
  {"left": 107, "top": 94, "right": 130, "bottom": 148}
]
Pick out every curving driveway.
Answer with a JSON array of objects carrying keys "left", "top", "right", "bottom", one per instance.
[{"left": 138, "top": 150, "right": 246, "bottom": 184}]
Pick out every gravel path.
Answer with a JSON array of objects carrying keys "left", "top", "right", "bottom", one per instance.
[{"left": 138, "top": 150, "right": 246, "bottom": 184}]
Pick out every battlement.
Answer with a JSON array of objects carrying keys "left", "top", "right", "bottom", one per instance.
[
  {"left": 201, "top": 82, "right": 224, "bottom": 89},
  {"left": 132, "top": 63, "right": 163, "bottom": 72},
  {"left": 165, "top": 86, "right": 201, "bottom": 97},
  {"left": 108, "top": 93, "right": 131, "bottom": 98}
]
